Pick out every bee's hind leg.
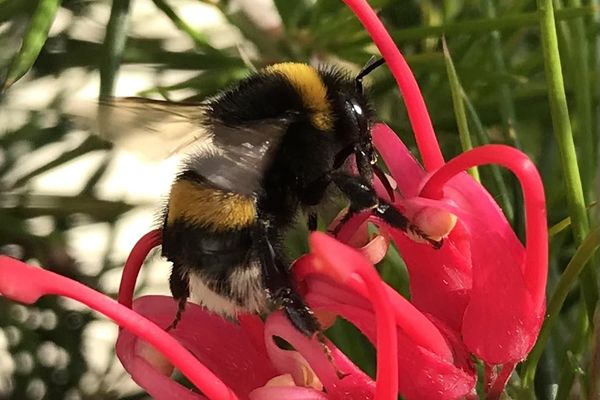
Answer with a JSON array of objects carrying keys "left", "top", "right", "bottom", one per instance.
[
  {"left": 255, "top": 223, "right": 345, "bottom": 376},
  {"left": 166, "top": 263, "right": 190, "bottom": 331},
  {"left": 255, "top": 221, "right": 321, "bottom": 336}
]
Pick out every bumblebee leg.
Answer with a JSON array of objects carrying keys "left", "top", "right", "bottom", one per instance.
[
  {"left": 329, "top": 172, "right": 377, "bottom": 236},
  {"left": 307, "top": 212, "right": 318, "bottom": 231},
  {"left": 331, "top": 172, "right": 443, "bottom": 248},
  {"left": 167, "top": 264, "right": 189, "bottom": 331},
  {"left": 255, "top": 222, "right": 321, "bottom": 337},
  {"left": 255, "top": 220, "right": 346, "bottom": 377}
]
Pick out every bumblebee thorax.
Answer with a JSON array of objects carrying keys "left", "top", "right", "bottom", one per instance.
[{"left": 265, "top": 63, "right": 334, "bottom": 131}]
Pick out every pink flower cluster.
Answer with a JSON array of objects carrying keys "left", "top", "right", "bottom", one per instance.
[{"left": 0, "top": 1, "right": 547, "bottom": 399}]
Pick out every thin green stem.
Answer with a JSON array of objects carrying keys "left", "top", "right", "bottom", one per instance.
[
  {"left": 537, "top": 0, "right": 597, "bottom": 320},
  {"left": 442, "top": 38, "right": 480, "bottom": 181},
  {"left": 481, "top": 0, "right": 521, "bottom": 149},
  {"left": 564, "top": 0, "right": 595, "bottom": 200},
  {"left": 548, "top": 201, "right": 598, "bottom": 237},
  {"left": 462, "top": 90, "right": 515, "bottom": 222},
  {"left": 100, "top": 0, "right": 131, "bottom": 98},
  {"left": 556, "top": 307, "right": 589, "bottom": 400},
  {"left": 590, "top": 308, "right": 600, "bottom": 399},
  {"left": 522, "top": 227, "right": 600, "bottom": 388},
  {"left": 151, "top": 0, "right": 218, "bottom": 53}
]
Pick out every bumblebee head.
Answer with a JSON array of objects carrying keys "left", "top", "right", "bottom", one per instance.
[{"left": 331, "top": 58, "right": 385, "bottom": 179}]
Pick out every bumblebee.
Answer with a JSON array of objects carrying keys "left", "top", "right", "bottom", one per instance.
[{"left": 97, "top": 59, "right": 439, "bottom": 338}]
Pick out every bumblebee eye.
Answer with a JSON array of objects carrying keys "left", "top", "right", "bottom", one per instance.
[{"left": 346, "top": 98, "right": 369, "bottom": 137}]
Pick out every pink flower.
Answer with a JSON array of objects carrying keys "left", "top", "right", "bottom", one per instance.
[{"left": 368, "top": 126, "right": 546, "bottom": 396}]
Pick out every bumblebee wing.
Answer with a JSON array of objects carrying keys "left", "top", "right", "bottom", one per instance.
[
  {"left": 71, "top": 97, "right": 293, "bottom": 195},
  {"left": 72, "top": 97, "right": 212, "bottom": 159},
  {"left": 187, "top": 118, "right": 292, "bottom": 196}
]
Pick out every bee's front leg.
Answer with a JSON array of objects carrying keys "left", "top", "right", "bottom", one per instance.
[{"left": 331, "top": 172, "right": 443, "bottom": 249}]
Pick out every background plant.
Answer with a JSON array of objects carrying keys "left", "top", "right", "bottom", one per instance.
[{"left": 0, "top": 0, "right": 598, "bottom": 399}]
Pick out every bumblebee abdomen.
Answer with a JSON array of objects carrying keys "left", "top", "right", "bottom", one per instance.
[
  {"left": 162, "top": 171, "right": 268, "bottom": 316},
  {"left": 166, "top": 172, "right": 256, "bottom": 232},
  {"left": 163, "top": 170, "right": 257, "bottom": 272}
]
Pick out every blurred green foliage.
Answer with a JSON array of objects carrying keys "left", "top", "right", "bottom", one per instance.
[{"left": 0, "top": 0, "right": 598, "bottom": 399}]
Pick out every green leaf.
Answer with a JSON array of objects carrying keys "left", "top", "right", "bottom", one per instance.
[
  {"left": 11, "top": 136, "right": 110, "bottom": 188},
  {"left": 0, "top": 0, "right": 37, "bottom": 24},
  {"left": 151, "top": 0, "right": 218, "bottom": 53},
  {"left": 389, "top": 7, "right": 596, "bottom": 43},
  {"left": 273, "top": 0, "right": 310, "bottom": 30},
  {"left": 0, "top": 192, "right": 136, "bottom": 221},
  {"left": 2, "top": 0, "right": 61, "bottom": 89}
]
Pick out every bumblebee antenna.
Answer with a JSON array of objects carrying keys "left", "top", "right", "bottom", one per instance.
[{"left": 356, "top": 57, "right": 386, "bottom": 93}]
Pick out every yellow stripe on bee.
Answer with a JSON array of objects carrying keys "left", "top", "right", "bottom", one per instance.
[
  {"left": 265, "top": 63, "right": 334, "bottom": 131},
  {"left": 167, "top": 179, "right": 256, "bottom": 231}
]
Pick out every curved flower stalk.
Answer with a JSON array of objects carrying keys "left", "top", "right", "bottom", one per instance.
[{"left": 115, "top": 230, "right": 384, "bottom": 400}]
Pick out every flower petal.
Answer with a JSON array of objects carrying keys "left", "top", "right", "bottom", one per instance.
[
  {"left": 304, "top": 277, "right": 476, "bottom": 400},
  {"left": 117, "top": 296, "right": 279, "bottom": 399},
  {"left": 294, "top": 236, "right": 475, "bottom": 400},
  {"left": 308, "top": 233, "right": 398, "bottom": 400},
  {"left": 372, "top": 124, "right": 428, "bottom": 197},
  {"left": 420, "top": 145, "right": 547, "bottom": 363},
  {"left": 264, "top": 312, "right": 375, "bottom": 400},
  {"left": 116, "top": 326, "right": 205, "bottom": 400},
  {"left": 249, "top": 385, "right": 329, "bottom": 400}
]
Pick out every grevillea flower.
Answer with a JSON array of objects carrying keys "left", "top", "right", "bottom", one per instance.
[{"left": 334, "top": 125, "right": 547, "bottom": 397}]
